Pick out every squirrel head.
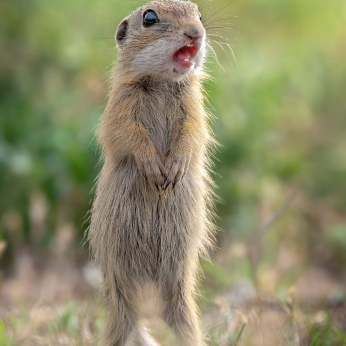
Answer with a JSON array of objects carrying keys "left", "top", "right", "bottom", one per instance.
[{"left": 115, "top": 0, "right": 206, "bottom": 81}]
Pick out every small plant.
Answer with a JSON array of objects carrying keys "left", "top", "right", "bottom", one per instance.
[{"left": 0, "top": 320, "right": 14, "bottom": 346}]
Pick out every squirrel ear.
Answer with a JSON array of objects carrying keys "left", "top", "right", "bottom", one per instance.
[{"left": 115, "top": 18, "right": 129, "bottom": 46}]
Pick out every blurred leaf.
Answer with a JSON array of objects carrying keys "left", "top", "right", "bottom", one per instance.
[
  {"left": 309, "top": 334, "right": 320, "bottom": 346},
  {"left": 0, "top": 320, "right": 13, "bottom": 346},
  {"left": 0, "top": 320, "right": 6, "bottom": 345},
  {"left": 334, "top": 327, "right": 346, "bottom": 343}
]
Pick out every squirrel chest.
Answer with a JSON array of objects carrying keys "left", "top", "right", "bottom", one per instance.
[{"left": 130, "top": 81, "right": 187, "bottom": 158}]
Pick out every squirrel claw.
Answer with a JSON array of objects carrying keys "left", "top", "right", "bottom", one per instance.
[
  {"left": 153, "top": 180, "right": 163, "bottom": 194},
  {"left": 163, "top": 179, "right": 171, "bottom": 191},
  {"left": 172, "top": 177, "right": 179, "bottom": 190},
  {"left": 163, "top": 153, "right": 188, "bottom": 192}
]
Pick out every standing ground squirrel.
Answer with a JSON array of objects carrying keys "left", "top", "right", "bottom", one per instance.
[{"left": 89, "top": 0, "right": 217, "bottom": 345}]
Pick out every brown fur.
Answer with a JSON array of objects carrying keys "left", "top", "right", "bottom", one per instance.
[{"left": 88, "top": 1, "right": 217, "bottom": 345}]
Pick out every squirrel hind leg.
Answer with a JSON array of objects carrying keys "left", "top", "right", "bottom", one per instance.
[
  {"left": 100, "top": 285, "right": 136, "bottom": 346},
  {"left": 101, "top": 315, "right": 134, "bottom": 346},
  {"left": 163, "top": 286, "right": 205, "bottom": 346}
]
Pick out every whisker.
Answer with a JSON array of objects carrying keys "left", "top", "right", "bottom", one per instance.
[
  {"left": 202, "top": 3, "right": 214, "bottom": 23},
  {"left": 194, "top": 0, "right": 207, "bottom": 7},
  {"left": 206, "top": 25, "right": 239, "bottom": 31},
  {"left": 203, "top": 2, "right": 234, "bottom": 24},
  {"left": 198, "top": 0, "right": 213, "bottom": 13},
  {"left": 206, "top": 41, "right": 225, "bottom": 73},
  {"left": 204, "top": 14, "right": 240, "bottom": 22},
  {"left": 216, "top": 40, "right": 236, "bottom": 66},
  {"left": 97, "top": 11, "right": 118, "bottom": 25},
  {"left": 203, "top": 16, "right": 240, "bottom": 28},
  {"left": 207, "top": 35, "right": 237, "bottom": 68},
  {"left": 207, "top": 34, "right": 229, "bottom": 44},
  {"left": 205, "top": 22, "right": 238, "bottom": 31}
]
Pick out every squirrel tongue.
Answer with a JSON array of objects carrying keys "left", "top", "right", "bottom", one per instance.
[{"left": 175, "top": 46, "right": 198, "bottom": 64}]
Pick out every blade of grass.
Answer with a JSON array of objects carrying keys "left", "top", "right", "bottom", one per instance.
[
  {"left": 0, "top": 321, "right": 7, "bottom": 345},
  {"left": 334, "top": 327, "right": 346, "bottom": 343},
  {"left": 309, "top": 334, "right": 320, "bottom": 346},
  {"left": 232, "top": 322, "right": 246, "bottom": 346},
  {"left": 0, "top": 320, "right": 14, "bottom": 346}
]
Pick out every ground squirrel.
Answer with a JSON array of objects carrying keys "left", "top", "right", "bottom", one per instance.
[{"left": 89, "top": 1, "right": 217, "bottom": 345}]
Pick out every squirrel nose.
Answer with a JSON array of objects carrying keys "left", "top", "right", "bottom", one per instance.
[{"left": 184, "top": 26, "right": 203, "bottom": 41}]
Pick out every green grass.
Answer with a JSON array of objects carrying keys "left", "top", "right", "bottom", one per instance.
[{"left": 0, "top": 320, "right": 14, "bottom": 346}]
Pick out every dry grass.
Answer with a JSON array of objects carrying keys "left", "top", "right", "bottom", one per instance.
[
  {"left": 1, "top": 190, "right": 346, "bottom": 345},
  {"left": 2, "top": 290, "right": 346, "bottom": 346}
]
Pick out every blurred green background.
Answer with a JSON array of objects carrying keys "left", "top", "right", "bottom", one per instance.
[{"left": 1, "top": 0, "right": 346, "bottom": 345}]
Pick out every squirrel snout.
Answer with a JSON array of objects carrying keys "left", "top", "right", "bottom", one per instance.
[{"left": 184, "top": 26, "right": 204, "bottom": 41}]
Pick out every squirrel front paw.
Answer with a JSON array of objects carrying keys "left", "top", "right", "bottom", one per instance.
[
  {"left": 163, "top": 151, "right": 190, "bottom": 191},
  {"left": 135, "top": 154, "right": 165, "bottom": 193}
]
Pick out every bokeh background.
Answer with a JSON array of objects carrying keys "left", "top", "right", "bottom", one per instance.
[{"left": 1, "top": 0, "right": 346, "bottom": 345}]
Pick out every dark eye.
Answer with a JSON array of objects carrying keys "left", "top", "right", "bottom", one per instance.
[
  {"left": 143, "top": 10, "right": 159, "bottom": 27},
  {"left": 199, "top": 12, "right": 202, "bottom": 21}
]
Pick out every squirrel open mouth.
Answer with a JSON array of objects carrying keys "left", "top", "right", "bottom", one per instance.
[{"left": 174, "top": 45, "right": 198, "bottom": 68}]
